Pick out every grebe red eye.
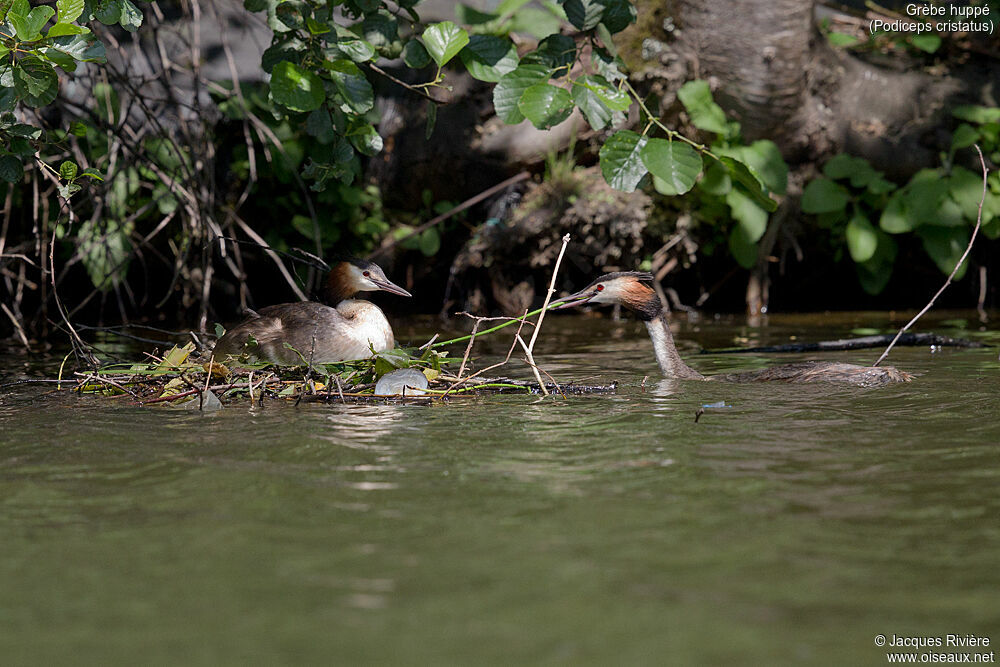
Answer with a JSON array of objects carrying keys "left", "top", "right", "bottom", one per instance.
[
  {"left": 363, "top": 271, "right": 370, "bottom": 277},
  {"left": 595, "top": 285, "right": 604, "bottom": 291}
]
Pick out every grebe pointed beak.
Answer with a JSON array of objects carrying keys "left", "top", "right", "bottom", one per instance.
[
  {"left": 554, "top": 288, "right": 597, "bottom": 310},
  {"left": 372, "top": 278, "right": 412, "bottom": 297}
]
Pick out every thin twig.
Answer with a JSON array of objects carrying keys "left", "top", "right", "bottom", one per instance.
[
  {"left": 873, "top": 145, "right": 989, "bottom": 367},
  {"left": 523, "top": 233, "right": 571, "bottom": 396}
]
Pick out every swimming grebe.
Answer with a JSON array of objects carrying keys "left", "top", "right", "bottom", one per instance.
[
  {"left": 557, "top": 272, "right": 912, "bottom": 386},
  {"left": 213, "top": 259, "right": 411, "bottom": 365}
]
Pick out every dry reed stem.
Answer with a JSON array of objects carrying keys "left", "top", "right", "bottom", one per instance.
[{"left": 873, "top": 145, "right": 989, "bottom": 367}]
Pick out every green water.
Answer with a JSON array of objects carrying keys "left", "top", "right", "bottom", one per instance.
[{"left": 2, "top": 313, "right": 999, "bottom": 665}]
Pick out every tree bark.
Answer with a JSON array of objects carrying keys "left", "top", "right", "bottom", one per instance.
[{"left": 674, "top": 0, "right": 813, "bottom": 141}]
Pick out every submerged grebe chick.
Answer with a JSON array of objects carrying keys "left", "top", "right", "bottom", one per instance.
[
  {"left": 557, "top": 272, "right": 912, "bottom": 387},
  {"left": 213, "top": 258, "right": 411, "bottom": 365}
]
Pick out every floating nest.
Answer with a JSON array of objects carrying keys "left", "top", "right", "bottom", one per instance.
[{"left": 65, "top": 343, "right": 617, "bottom": 410}]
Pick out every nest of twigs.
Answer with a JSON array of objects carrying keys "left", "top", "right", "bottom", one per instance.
[{"left": 66, "top": 342, "right": 616, "bottom": 409}]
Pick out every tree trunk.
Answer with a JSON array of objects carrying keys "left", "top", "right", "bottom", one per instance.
[{"left": 674, "top": 0, "right": 813, "bottom": 141}]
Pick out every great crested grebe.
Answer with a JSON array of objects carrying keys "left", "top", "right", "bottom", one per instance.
[
  {"left": 557, "top": 272, "right": 912, "bottom": 386},
  {"left": 213, "top": 258, "right": 411, "bottom": 365}
]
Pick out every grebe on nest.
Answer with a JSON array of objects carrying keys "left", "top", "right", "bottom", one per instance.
[
  {"left": 557, "top": 272, "right": 912, "bottom": 387},
  {"left": 213, "top": 258, "right": 411, "bottom": 365}
]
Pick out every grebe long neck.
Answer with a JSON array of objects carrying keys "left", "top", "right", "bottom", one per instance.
[{"left": 644, "top": 313, "right": 705, "bottom": 380}]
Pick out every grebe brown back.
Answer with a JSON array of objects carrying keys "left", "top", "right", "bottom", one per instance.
[
  {"left": 213, "top": 258, "right": 411, "bottom": 365},
  {"left": 557, "top": 272, "right": 912, "bottom": 387}
]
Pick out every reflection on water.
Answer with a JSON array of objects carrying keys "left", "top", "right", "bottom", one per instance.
[{"left": 1, "top": 312, "right": 999, "bottom": 663}]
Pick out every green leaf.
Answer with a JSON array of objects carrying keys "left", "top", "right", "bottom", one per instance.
[
  {"left": 5, "top": 122, "right": 42, "bottom": 139},
  {"left": 270, "top": 61, "right": 325, "bottom": 112},
  {"left": 517, "top": 83, "right": 573, "bottom": 130},
  {"left": 4, "top": 0, "right": 26, "bottom": 21},
  {"left": 306, "top": 108, "right": 336, "bottom": 144},
  {"left": 419, "top": 227, "right": 440, "bottom": 256},
  {"left": 528, "top": 34, "right": 575, "bottom": 71},
  {"left": 347, "top": 122, "right": 382, "bottom": 156},
  {"left": 336, "top": 38, "right": 376, "bottom": 63},
  {"left": 822, "top": 154, "right": 858, "bottom": 180},
  {"left": 493, "top": 64, "right": 549, "bottom": 124},
  {"left": 506, "top": 7, "right": 561, "bottom": 39},
  {"left": 879, "top": 193, "right": 914, "bottom": 233},
  {"left": 454, "top": 3, "right": 498, "bottom": 25},
  {"left": 0, "top": 87, "right": 16, "bottom": 114},
  {"left": 599, "top": 0, "right": 636, "bottom": 34},
  {"left": 901, "top": 169, "right": 949, "bottom": 226},
  {"left": 324, "top": 60, "right": 373, "bottom": 114},
  {"left": 0, "top": 154, "right": 23, "bottom": 182},
  {"left": 47, "top": 22, "right": 87, "bottom": 36},
  {"left": 13, "top": 56, "right": 58, "bottom": 107},
  {"left": 599, "top": 130, "right": 647, "bottom": 192},
  {"left": 677, "top": 80, "right": 727, "bottom": 135},
  {"left": 59, "top": 160, "right": 78, "bottom": 180},
  {"left": 79, "top": 167, "right": 103, "bottom": 181},
  {"left": 952, "top": 105, "right": 1000, "bottom": 125},
  {"left": 718, "top": 157, "right": 777, "bottom": 212},
  {"left": 728, "top": 224, "right": 758, "bottom": 269},
  {"left": 402, "top": 39, "right": 431, "bottom": 69},
  {"left": 801, "top": 178, "right": 849, "bottom": 214},
  {"left": 78, "top": 218, "right": 133, "bottom": 291},
  {"left": 950, "top": 124, "right": 979, "bottom": 152},
  {"left": 356, "top": 12, "right": 398, "bottom": 48},
  {"left": 56, "top": 0, "right": 84, "bottom": 23},
  {"left": 571, "top": 75, "right": 614, "bottom": 130},
  {"left": 741, "top": 140, "right": 787, "bottom": 195},
  {"left": 726, "top": 187, "right": 768, "bottom": 242},
  {"left": 948, "top": 166, "right": 985, "bottom": 221},
  {"left": 422, "top": 21, "right": 469, "bottom": 67},
  {"left": 856, "top": 231, "right": 896, "bottom": 294},
  {"left": 698, "top": 160, "right": 730, "bottom": 196},
  {"left": 50, "top": 34, "right": 106, "bottom": 63},
  {"left": 918, "top": 226, "right": 970, "bottom": 280},
  {"left": 563, "top": 0, "right": 603, "bottom": 30},
  {"left": 459, "top": 35, "right": 518, "bottom": 83},
  {"left": 10, "top": 3, "right": 53, "bottom": 40},
  {"left": 845, "top": 212, "right": 878, "bottom": 262},
  {"left": 92, "top": 0, "right": 123, "bottom": 25},
  {"left": 640, "top": 139, "right": 702, "bottom": 196},
  {"left": 826, "top": 32, "right": 859, "bottom": 47},
  {"left": 910, "top": 34, "right": 940, "bottom": 53},
  {"left": 866, "top": 177, "right": 896, "bottom": 195}
]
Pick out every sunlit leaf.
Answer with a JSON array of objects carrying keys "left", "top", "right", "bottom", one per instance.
[
  {"left": 422, "top": 21, "right": 469, "bottom": 67},
  {"left": 517, "top": 83, "right": 572, "bottom": 129},
  {"left": 459, "top": 35, "right": 518, "bottom": 83},
  {"left": 563, "top": 0, "right": 602, "bottom": 30},
  {"left": 270, "top": 61, "right": 326, "bottom": 112},
  {"left": 718, "top": 157, "right": 777, "bottom": 212},
  {"left": 726, "top": 187, "right": 768, "bottom": 242},
  {"left": 493, "top": 64, "right": 549, "bottom": 124},
  {"left": 640, "top": 139, "right": 701, "bottom": 196},
  {"left": 599, "top": 130, "right": 647, "bottom": 192}
]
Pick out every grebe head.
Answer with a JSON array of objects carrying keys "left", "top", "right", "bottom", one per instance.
[
  {"left": 556, "top": 271, "right": 662, "bottom": 320},
  {"left": 326, "top": 259, "right": 412, "bottom": 303}
]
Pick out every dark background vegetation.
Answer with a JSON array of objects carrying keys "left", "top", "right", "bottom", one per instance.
[{"left": 1, "top": 0, "right": 998, "bottom": 350}]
